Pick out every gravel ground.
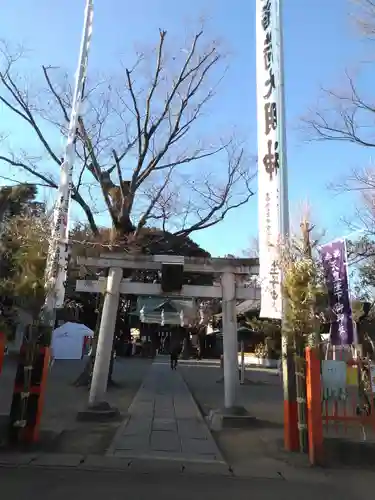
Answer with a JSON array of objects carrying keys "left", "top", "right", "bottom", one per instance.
[
  {"left": 0, "top": 356, "right": 152, "bottom": 454},
  {"left": 179, "top": 359, "right": 283, "bottom": 423},
  {"left": 180, "top": 360, "right": 375, "bottom": 471},
  {"left": 179, "top": 360, "right": 288, "bottom": 472}
]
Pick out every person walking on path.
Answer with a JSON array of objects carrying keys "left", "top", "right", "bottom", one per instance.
[{"left": 170, "top": 342, "right": 180, "bottom": 370}]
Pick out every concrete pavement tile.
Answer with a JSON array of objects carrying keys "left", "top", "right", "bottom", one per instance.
[
  {"left": 0, "top": 453, "right": 38, "bottom": 466},
  {"left": 128, "top": 457, "right": 184, "bottom": 473},
  {"left": 175, "top": 411, "right": 198, "bottom": 420},
  {"left": 155, "top": 396, "right": 173, "bottom": 404},
  {"left": 122, "top": 419, "right": 152, "bottom": 435},
  {"left": 32, "top": 453, "right": 84, "bottom": 467},
  {"left": 114, "top": 450, "right": 220, "bottom": 463},
  {"left": 129, "top": 402, "right": 154, "bottom": 417},
  {"left": 174, "top": 405, "right": 199, "bottom": 419},
  {"left": 155, "top": 401, "right": 174, "bottom": 411},
  {"left": 181, "top": 438, "right": 221, "bottom": 456},
  {"left": 130, "top": 393, "right": 153, "bottom": 402},
  {"left": 81, "top": 455, "right": 132, "bottom": 470},
  {"left": 152, "top": 418, "right": 177, "bottom": 432},
  {"left": 154, "top": 410, "right": 173, "bottom": 419},
  {"left": 133, "top": 393, "right": 154, "bottom": 402},
  {"left": 145, "top": 450, "right": 220, "bottom": 463},
  {"left": 155, "top": 403, "right": 174, "bottom": 412},
  {"left": 151, "top": 430, "right": 180, "bottom": 451},
  {"left": 155, "top": 400, "right": 174, "bottom": 408},
  {"left": 106, "top": 357, "right": 229, "bottom": 469},
  {"left": 182, "top": 462, "right": 233, "bottom": 476},
  {"left": 114, "top": 435, "right": 150, "bottom": 451},
  {"left": 113, "top": 450, "right": 181, "bottom": 462},
  {"left": 177, "top": 420, "right": 211, "bottom": 439}
]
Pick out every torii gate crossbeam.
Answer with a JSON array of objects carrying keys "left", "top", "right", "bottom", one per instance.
[{"left": 75, "top": 254, "right": 260, "bottom": 412}]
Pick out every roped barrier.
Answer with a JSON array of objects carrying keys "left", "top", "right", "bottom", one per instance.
[{"left": 8, "top": 343, "right": 50, "bottom": 444}]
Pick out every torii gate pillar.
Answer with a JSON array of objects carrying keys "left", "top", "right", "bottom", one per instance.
[
  {"left": 221, "top": 272, "right": 239, "bottom": 409},
  {"left": 89, "top": 267, "right": 122, "bottom": 408}
]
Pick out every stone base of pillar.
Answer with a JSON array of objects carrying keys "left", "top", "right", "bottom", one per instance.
[
  {"left": 76, "top": 402, "right": 121, "bottom": 422},
  {"left": 206, "top": 407, "right": 257, "bottom": 431}
]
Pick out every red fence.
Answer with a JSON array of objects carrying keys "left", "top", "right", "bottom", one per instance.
[
  {"left": 306, "top": 346, "right": 375, "bottom": 465},
  {"left": 9, "top": 345, "right": 50, "bottom": 444}
]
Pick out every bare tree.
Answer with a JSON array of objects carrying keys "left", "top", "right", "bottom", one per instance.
[
  {"left": 0, "top": 29, "right": 254, "bottom": 246},
  {"left": 302, "top": 67, "right": 375, "bottom": 149},
  {"left": 352, "top": 0, "right": 375, "bottom": 38},
  {"left": 301, "top": 1, "right": 375, "bottom": 261}
]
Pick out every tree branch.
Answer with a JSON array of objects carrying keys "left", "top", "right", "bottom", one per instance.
[
  {"left": 0, "top": 31, "right": 254, "bottom": 243},
  {"left": 135, "top": 168, "right": 174, "bottom": 236},
  {"left": 42, "top": 65, "right": 70, "bottom": 123},
  {"left": 126, "top": 30, "right": 220, "bottom": 196},
  {"left": 78, "top": 117, "right": 118, "bottom": 225},
  {"left": 0, "top": 155, "right": 57, "bottom": 188},
  {"left": 303, "top": 70, "right": 375, "bottom": 148}
]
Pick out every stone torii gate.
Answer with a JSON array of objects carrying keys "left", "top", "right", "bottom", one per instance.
[{"left": 76, "top": 253, "right": 260, "bottom": 412}]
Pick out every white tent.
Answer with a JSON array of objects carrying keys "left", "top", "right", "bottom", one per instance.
[{"left": 52, "top": 322, "right": 94, "bottom": 360}]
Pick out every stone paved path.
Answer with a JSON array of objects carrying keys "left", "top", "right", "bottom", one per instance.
[{"left": 107, "top": 356, "right": 225, "bottom": 464}]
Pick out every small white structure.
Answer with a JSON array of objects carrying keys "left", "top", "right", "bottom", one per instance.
[
  {"left": 52, "top": 322, "right": 93, "bottom": 360},
  {"left": 237, "top": 353, "right": 279, "bottom": 369}
]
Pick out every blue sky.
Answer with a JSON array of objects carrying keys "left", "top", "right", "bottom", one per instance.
[{"left": 0, "top": 0, "right": 372, "bottom": 256}]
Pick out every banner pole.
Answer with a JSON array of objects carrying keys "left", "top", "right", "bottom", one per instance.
[
  {"left": 276, "top": 0, "right": 298, "bottom": 452},
  {"left": 41, "top": 0, "right": 94, "bottom": 334},
  {"left": 9, "top": 0, "right": 95, "bottom": 444},
  {"left": 255, "top": 0, "right": 298, "bottom": 451}
]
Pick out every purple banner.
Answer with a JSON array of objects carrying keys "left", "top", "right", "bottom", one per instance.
[{"left": 320, "top": 239, "right": 354, "bottom": 345}]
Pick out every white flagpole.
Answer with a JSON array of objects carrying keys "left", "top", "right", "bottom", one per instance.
[
  {"left": 41, "top": 0, "right": 94, "bottom": 331},
  {"left": 256, "top": 0, "right": 296, "bottom": 449},
  {"left": 256, "top": 0, "right": 289, "bottom": 320},
  {"left": 275, "top": 0, "right": 289, "bottom": 240},
  {"left": 275, "top": 0, "right": 298, "bottom": 452}
]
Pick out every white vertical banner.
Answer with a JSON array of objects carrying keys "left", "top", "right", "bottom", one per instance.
[
  {"left": 256, "top": 0, "right": 287, "bottom": 319},
  {"left": 45, "top": 0, "right": 94, "bottom": 310}
]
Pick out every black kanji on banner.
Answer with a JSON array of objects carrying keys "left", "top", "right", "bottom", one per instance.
[{"left": 263, "top": 140, "right": 279, "bottom": 181}]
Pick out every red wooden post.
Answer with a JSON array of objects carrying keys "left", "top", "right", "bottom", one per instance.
[
  {"left": 23, "top": 347, "right": 50, "bottom": 443},
  {"left": 9, "top": 345, "right": 50, "bottom": 444},
  {"left": 305, "top": 347, "right": 324, "bottom": 465},
  {"left": 0, "top": 332, "right": 5, "bottom": 374},
  {"left": 282, "top": 353, "right": 299, "bottom": 451}
]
